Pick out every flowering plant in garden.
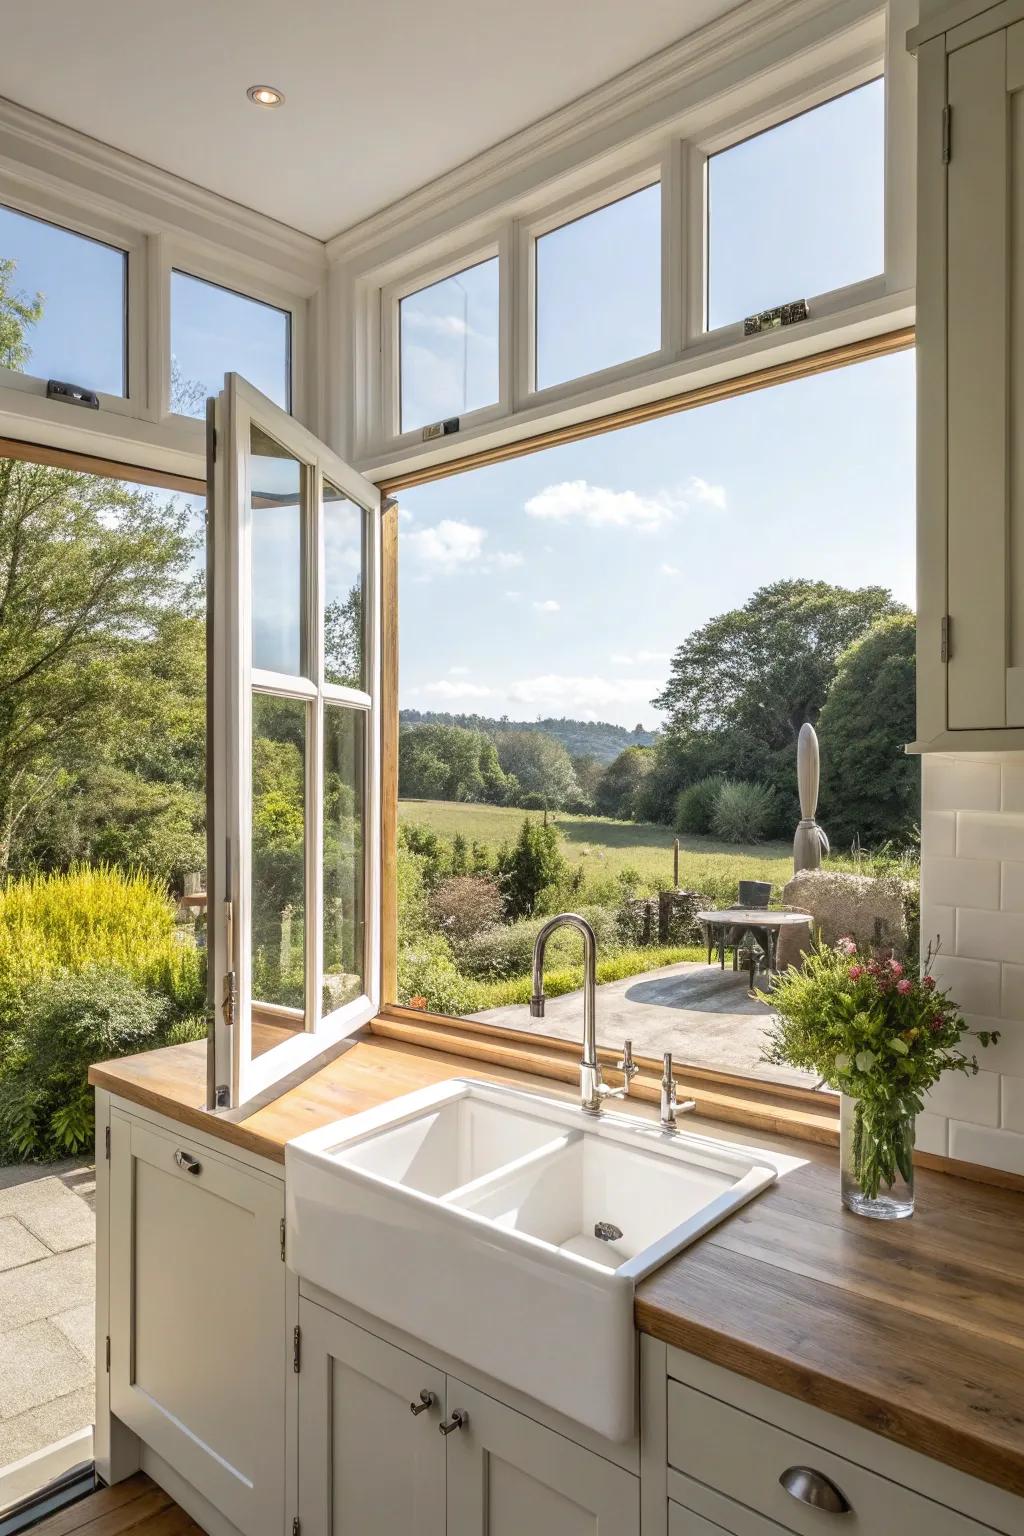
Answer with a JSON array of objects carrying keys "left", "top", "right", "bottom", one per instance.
[{"left": 764, "top": 939, "right": 999, "bottom": 1199}]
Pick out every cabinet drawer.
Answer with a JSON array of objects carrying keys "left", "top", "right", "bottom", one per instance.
[{"left": 667, "top": 1380, "right": 997, "bottom": 1536}]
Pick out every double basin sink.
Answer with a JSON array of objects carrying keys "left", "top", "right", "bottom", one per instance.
[{"left": 286, "top": 1078, "right": 777, "bottom": 1441}]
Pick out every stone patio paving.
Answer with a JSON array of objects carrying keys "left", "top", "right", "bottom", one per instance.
[
  {"left": 0, "top": 1160, "right": 95, "bottom": 1478},
  {"left": 472, "top": 959, "right": 818, "bottom": 1089}
]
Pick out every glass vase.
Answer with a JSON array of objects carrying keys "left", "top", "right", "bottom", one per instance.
[{"left": 839, "top": 1093, "right": 915, "bottom": 1219}]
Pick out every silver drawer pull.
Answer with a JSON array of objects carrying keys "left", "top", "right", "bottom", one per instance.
[
  {"left": 438, "top": 1409, "right": 468, "bottom": 1436},
  {"left": 410, "top": 1390, "right": 435, "bottom": 1416},
  {"left": 779, "top": 1466, "right": 851, "bottom": 1515},
  {"left": 174, "top": 1149, "right": 202, "bottom": 1175}
]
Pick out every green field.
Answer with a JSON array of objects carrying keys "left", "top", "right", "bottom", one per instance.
[{"left": 398, "top": 798, "right": 794, "bottom": 897}]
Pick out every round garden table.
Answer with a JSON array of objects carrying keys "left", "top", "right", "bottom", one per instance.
[{"left": 695, "top": 908, "right": 811, "bottom": 987}]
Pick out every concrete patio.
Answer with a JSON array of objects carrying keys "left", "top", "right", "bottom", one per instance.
[
  {"left": 0, "top": 1160, "right": 95, "bottom": 1503},
  {"left": 472, "top": 960, "right": 817, "bottom": 1089}
]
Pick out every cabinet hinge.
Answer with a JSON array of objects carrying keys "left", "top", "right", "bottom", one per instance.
[
  {"left": 280, "top": 1217, "right": 286, "bottom": 1263},
  {"left": 104, "top": 1124, "right": 111, "bottom": 1160},
  {"left": 105, "top": 1335, "right": 111, "bottom": 1372},
  {"left": 942, "top": 104, "right": 952, "bottom": 164},
  {"left": 941, "top": 614, "right": 951, "bottom": 663},
  {"left": 293, "top": 1324, "right": 301, "bottom": 1373}
]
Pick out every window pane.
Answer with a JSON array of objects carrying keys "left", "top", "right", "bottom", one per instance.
[
  {"left": 171, "top": 270, "right": 290, "bottom": 418},
  {"left": 323, "top": 707, "right": 366, "bottom": 1014},
  {"left": 400, "top": 257, "right": 499, "bottom": 432},
  {"left": 536, "top": 184, "right": 661, "bottom": 391},
  {"left": 251, "top": 423, "right": 303, "bottom": 675},
  {"left": 0, "top": 203, "right": 126, "bottom": 395},
  {"left": 707, "top": 79, "right": 885, "bottom": 331},
  {"left": 324, "top": 481, "right": 366, "bottom": 690},
  {"left": 252, "top": 693, "right": 306, "bottom": 1011}
]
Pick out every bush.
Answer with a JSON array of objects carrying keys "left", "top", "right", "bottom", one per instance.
[
  {"left": 0, "top": 865, "right": 205, "bottom": 1032},
  {"left": 496, "top": 818, "right": 567, "bottom": 919},
  {"left": 674, "top": 776, "right": 724, "bottom": 835},
  {"left": 397, "top": 933, "right": 484, "bottom": 1016},
  {"left": 458, "top": 906, "right": 620, "bottom": 982},
  {"left": 710, "top": 781, "right": 777, "bottom": 844},
  {"left": 0, "top": 967, "right": 172, "bottom": 1161},
  {"left": 429, "top": 876, "right": 503, "bottom": 947}
]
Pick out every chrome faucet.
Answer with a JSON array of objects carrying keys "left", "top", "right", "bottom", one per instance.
[
  {"left": 660, "top": 1052, "right": 695, "bottom": 1132},
  {"left": 530, "top": 913, "right": 635, "bottom": 1114}
]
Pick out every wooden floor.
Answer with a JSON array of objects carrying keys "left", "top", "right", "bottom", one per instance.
[{"left": 32, "top": 1476, "right": 202, "bottom": 1536}]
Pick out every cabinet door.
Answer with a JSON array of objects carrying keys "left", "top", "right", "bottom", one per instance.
[
  {"left": 945, "top": 25, "right": 1024, "bottom": 728},
  {"left": 297, "top": 1303, "right": 446, "bottom": 1536},
  {"left": 445, "top": 1380, "right": 639, "bottom": 1536},
  {"left": 109, "top": 1114, "right": 286, "bottom": 1536}
]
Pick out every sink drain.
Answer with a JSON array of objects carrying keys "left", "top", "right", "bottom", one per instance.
[{"left": 594, "top": 1221, "right": 623, "bottom": 1242}]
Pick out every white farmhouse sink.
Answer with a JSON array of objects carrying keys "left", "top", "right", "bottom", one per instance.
[{"left": 286, "top": 1079, "right": 777, "bottom": 1441}]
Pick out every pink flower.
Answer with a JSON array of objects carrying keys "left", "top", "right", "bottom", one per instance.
[
  {"left": 897, "top": 978, "right": 912, "bottom": 994},
  {"left": 837, "top": 937, "right": 857, "bottom": 956},
  {"left": 930, "top": 1017, "right": 943, "bottom": 1033},
  {"left": 889, "top": 959, "right": 904, "bottom": 977},
  {"left": 923, "top": 975, "right": 936, "bottom": 990},
  {"left": 849, "top": 965, "right": 863, "bottom": 981}
]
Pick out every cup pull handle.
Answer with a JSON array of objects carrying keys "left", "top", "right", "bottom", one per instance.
[
  {"left": 174, "top": 1150, "right": 202, "bottom": 1175},
  {"left": 779, "top": 1466, "right": 851, "bottom": 1515}
]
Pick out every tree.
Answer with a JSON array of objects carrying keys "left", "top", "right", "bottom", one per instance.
[
  {"left": 818, "top": 613, "right": 919, "bottom": 847},
  {"left": 594, "top": 746, "right": 653, "bottom": 820},
  {"left": 325, "top": 584, "right": 362, "bottom": 689},
  {"left": 494, "top": 731, "right": 580, "bottom": 810},
  {"left": 398, "top": 723, "right": 508, "bottom": 803},
  {"left": 0, "top": 258, "right": 42, "bottom": 372},
  {"left": 497, "top": 818, "right": 567, "bottom": 919}
]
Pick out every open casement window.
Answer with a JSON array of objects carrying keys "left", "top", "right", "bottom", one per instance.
[{"left": 208, "top": 375, "right": 381, "bottom": 1109}]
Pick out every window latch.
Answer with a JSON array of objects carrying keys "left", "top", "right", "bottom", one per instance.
[{"left": 46, "top": 379, "right": 100, "bottom": 410}]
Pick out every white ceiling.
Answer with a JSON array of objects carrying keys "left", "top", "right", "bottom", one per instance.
[{"left": 0, "top": 0, "right": 744, "bottom": 241}]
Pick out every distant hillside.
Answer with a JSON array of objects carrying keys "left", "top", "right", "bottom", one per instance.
[{"left": 399, "top": 710, "right": 658, "bottom": 765}]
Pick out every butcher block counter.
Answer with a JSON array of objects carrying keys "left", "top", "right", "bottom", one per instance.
[{"left": 90, "top": 1029, "right": 1024, "bottom": 1499}]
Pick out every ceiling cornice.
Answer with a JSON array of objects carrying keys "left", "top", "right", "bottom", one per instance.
[
  {"left": 326, "top": 0, "right": 879, "bottom": 266},
  {"left": 0, "top": 94, "right": 326, "bottom": 281}
]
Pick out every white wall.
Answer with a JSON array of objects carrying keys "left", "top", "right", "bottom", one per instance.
[{"left": 918, "top": 753, "right": 1024, "bottom": 1173}]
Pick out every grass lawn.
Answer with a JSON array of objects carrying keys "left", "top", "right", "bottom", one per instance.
[{"left": 398, "top": 798, "right": 794, "bottom": 896}]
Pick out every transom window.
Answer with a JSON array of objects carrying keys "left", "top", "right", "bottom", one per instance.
[
  {"left": 171, "top": 270, "right": 291, "bottom": 418},
  {"left": 399, "top": 256, "right": 500, "bottom": 433}
]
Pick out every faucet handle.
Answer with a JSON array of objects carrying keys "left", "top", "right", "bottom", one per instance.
[{"left": 617, "top": 1039, "right": 638, "bottom": 1094}]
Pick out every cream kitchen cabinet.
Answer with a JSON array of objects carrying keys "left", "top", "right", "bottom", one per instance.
[
  {"left": 296, "top": 1298, "right": 639, "bottom": 1536},
  {"left": 913, "top": 1, "right": 1024, "bottom": 748}
]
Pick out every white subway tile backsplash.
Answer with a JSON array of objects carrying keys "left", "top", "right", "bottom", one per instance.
[
  {"left": 1000, "top": 1075, "right": 1024, "bottom": 1133},
  {"left": 923, "top": 757, "right": 1001, "bottom": 812},
  {"left": 923, "top": 1069, "right": 999, "bottom": 1125},
  {"left": 961, "top": 1015, "right": 1024, "bottom": 1076},
  {"left": 920, "top": 903, "right": 954, "bottom": 958},
  {"left": 949, "top": 1120, "right": 1024, "bottom": 1176},
  {"left": 929, "top": 953, "right": 1001, "bottom": 1016},
  {"left": 914, "top": 1111, "right": 948, "bottom": 1156},
  {"left": 1002, "top": 963, "right": 1024, "bottom": 1021},
  {"left": 957, "top": 810, "right": 1024, "bottom": 862},
  {"left": 956, "top": 907, "right": 1024, "bottom": 962},
  {"left": 1001, "top": 759, "right": 1024, "bottom": 812},
  {"left": 921, "top": 810, "right": 956, "bottom": 858},
  {"left": 1001, "top": 862, "right": 1024, "bottom": 912},
  {"left": 922, "top": 855, "right": 999, "bottom": 910}
]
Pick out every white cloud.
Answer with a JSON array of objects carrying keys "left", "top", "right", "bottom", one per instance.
[
  {"left": 407, "top": 518, "right": 485, "bottom": 572},
  {"left": 525, "top": 479, "right": 679, "bottom": 530},
  {"left": 490, "top": 551, "right": 524, "bottom": 569},
  {"left": 611, "top": 653, "right": 634, "bottom": 666},
  {"left": 660, "top": 562, "right": 680, "bottom": 576},
  {"left": 533, "top": 599, "right": 560, "bottom": 612},
  {"left": 420, "top": 679, "right": 494, "bottom": 700},
  {"left": 687, "top": 475, "right": 727, "bottom": 511},
  {"left": 504, "top": 590, "right": 522, "bottom": 600},
  {"left": 505, "top": 674, "right": 663, "bottom": 712},
  {"left": 401, "top": 311, "right": 494, "bottom": 344},
  {"left": 611, "top": 649, "right": 670, "bottom": 666},
  {"left": 448, "top": 665, "right": 470, "bottom": 676}
]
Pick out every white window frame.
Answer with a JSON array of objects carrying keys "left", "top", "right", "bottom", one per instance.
[
  {"left": 381, "top": 229, "right": 511, "bottom": 445},
  {"left": 210, "top": 373, "right": 381, "bottom": 1110},
  {"left": 516, "top": 157, "right": 671, "bottom": 405},
  {"left": 344, "top": 0, "right": 912, "bottom": 477}
]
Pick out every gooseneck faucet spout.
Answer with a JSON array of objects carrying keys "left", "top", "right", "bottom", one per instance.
[{"left": 531, "top": 912, "right": 631, "bottom": 1114}]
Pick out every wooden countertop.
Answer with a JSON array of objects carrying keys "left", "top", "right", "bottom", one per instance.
[{"left": 91, "top": 1033, "right": 1024, "bottom": 1499}]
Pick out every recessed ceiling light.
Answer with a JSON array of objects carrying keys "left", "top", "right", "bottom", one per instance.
[{"left": 247, "top": 84, "right": 284, "bottom": 108}]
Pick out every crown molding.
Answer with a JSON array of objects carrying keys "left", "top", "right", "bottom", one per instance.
[
  {"left": 326, "top": 0, "right": 882, "bottom": 266},
  {"left": 0, "top": 95, "right": 326, "bottom": 283}
]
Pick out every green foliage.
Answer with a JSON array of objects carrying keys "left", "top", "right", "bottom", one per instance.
[
  {"left": 818, "top": 613, "right": 919, "bottom": 847},
  {"left": 594, "top": 746, "right": 653, "bottom": 820},
  {"left": 494, "top": 731, "right": 581, "bottom": 811},
  {"left": 399, "top": 723, "right": 509, "bottom": 804},
  {"left": 764, "top": 940, "right": 999, "bottom": 1197},
  {"left": 458, "top": 905, "right": 620, "bottom": 982},
  {"left": 429, "top": 875, "right": 503, "bottom": 947},
  {"left": 496, "top": 818, "right": 568, "bottom": 919},
  {"left": 710, "top": 780, "right": 778, "bottom": 844},
  {"left": 400, "top": 710, "right": 655, "bottom": 765},
  {"left": 673, "top": 775, "right": 724, "bottom": 835},
  {"left": 0, "top": 967, "right": 172, "bottom": 1160},
  {"left": 0, "top": 257, "right": 43, "bottom": 372}
]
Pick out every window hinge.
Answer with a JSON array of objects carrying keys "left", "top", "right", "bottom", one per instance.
[
  {"left": 292, "top": 1519, "right": 301, "bottom": 1536},
  {"left": 105, "top": 1335, "right": 111, "bottom": 1373},
  {"left": 293, "top": 1324, "right": 301, "bottom": 1373},
  {"left": 280, "top": 1217, "right": 286, "bottom": 1263},
  {"left": 104, "top": 1124, "right": 111, "bottom": 1160},
  {"left": 941, "top": 614, "right": 951, "bottom": 663},
  {"left": 942, "top": 104, "right": 952, "bottom": 164}
]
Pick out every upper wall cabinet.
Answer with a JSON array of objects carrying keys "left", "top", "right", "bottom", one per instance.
[{"left": 914, "top": 4, "right": 1024, "bottom": 748}]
